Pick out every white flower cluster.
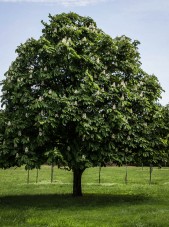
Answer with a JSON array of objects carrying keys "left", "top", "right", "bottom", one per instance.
[
  {"left": 6, "top": 72, "right": 13, "bottom": 81},
  {"left": 40, "top": 110, "right": 44, "bottom": 116},
  {"left": 121, "top": 80, "right": 126, "bottom": 87},
  {"left": 112, "top": 82, "right": 116, "bottom": 87},
  {"left": 139, "top": 81, "right": 144, "bottom": 86},
  {"left": 7, "top": 78, "right": 11, "bottom": 83},
  {"left": 67, "top": 146, "right": 70, "bottom": 151},
  {"left": 82, "top": 37, "right": 87, "bottom": 42},
  {"left": 65, "top": 25, "right": 77, "bottom": 31},
  {"left": 39, "top": 128, "right": 43, "bottom": 136},
  {"left": 82, "top": 155, "right": 86, "bottom": 160},
  {"left": 82, "top": 113, "right": 87, "bottom": 119},
  {"left": 112, "top": 134, "right": 115, "bottom": 139},
  {"left": 29, "top": 68, "right": 33, "bottom": 74},
  {"left": 95, "top": 90, "right": 100, "bottom": 96},
  {"left": 140, "top": 91, "right": 144, "bottom": 97},
  {"left": 96, "top": 58, "right": 100, "bottom": 64},
  {"left": 87, "top": 23, "right": 97, "bottom": 33},
  {"left": 39, "top": 96, "right": 43, "bottom": 101},
  {"left": 90, "top": 56, "right": 96, "bottom": 62},
  {"left": 127, "top": 136, "right": 130, "bottom": 141},
  {"left": 121, "top": 94, "right": 124, "bottom": 100},
  {"left": 41, "top": 81, "right": 45, "bottom": 86},
  {"left": 29, "top": 74, "right": 33, "bottom": 79},
  {"left": 5, "top": 71, "right": 13, "bottom": 82},
  {"left": 48, "top": 89, "right": 52, "bottom": 94},
  {"left": 7, "top": 121, "right": 11, "bottom": 126},
  {"left": 18, "top": 131, "right": 22, "bottom": 136},
  {"left": 25, "top": 147, "right": 29, "bottom": 153},
  {"left": 74, "top": 90, "right": 79, "bottom": 94},
  {"left": 17, "top": 78, "right": 23, "bottom": 82},
  {"left": 61, "top": 37, "right": 72, "bottom": 46},
  {"left": 89, "top": 23, "right": 96, "bottom": 29}
]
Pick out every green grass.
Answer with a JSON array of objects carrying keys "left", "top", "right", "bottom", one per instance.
[{"left": 1, "top": 166, "right": 169, "bottom": 226}]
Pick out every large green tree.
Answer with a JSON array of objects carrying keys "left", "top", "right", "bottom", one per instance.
[{"left": 0, "top": 12, "right": 164, "bottom": 196}]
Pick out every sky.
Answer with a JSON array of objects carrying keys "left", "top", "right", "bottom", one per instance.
[{"left": 0, "top": 0, "right": 169, "bottom": 105}]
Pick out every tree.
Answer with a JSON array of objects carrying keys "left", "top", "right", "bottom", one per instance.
[
  {"left": 158, "top": 104, "right": 169, "bottom": 166},
  {"left": 0, "top": 12, "right": 164, "bottom": 196},
  {"left": 130, "top": 102, "right": 168, "bottom": 185}
]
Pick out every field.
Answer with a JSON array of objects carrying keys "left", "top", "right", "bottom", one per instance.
[{"left": 0, "top": 166, "right": 169, "bottom": 227}]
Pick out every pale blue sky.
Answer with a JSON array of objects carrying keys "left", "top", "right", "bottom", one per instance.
[{"left": 0, "top": 0, "right": 169, "bottom": 105}]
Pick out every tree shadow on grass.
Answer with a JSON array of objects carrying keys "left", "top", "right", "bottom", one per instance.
[{"left": 0, "top": 193, "right": 153, "bottom": 211}]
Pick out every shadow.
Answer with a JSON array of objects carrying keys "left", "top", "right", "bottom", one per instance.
[{"left": 0, "top": 193, "right": 152, "bottom": 210}]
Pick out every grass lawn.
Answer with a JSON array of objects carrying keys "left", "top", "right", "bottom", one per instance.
[{"left": 0, "top": 166, "right": 169, "bottom": 226}]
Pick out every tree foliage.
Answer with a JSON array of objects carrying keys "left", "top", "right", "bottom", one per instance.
[{"left": 0, "top": 12, "right": 165, "bottom": 195}]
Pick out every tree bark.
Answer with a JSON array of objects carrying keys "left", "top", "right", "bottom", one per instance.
[
  {"left": 99, "top": 166, "right": 101, "bottom": 184},
  {"left": 27, "top": 169, "right": 30, "bottom": 184},
  {"left": 149, "top": 164, "right": 153, "bottom": 184},
  {"left": 73, "top": 168, "right": 85, "bottom": 196},
  {"left": 125, "top": 164, "right": 128, "bottom": 184},
  {"left": 51, "top": 163, "right": 54, "bottom": 183},
  {"left": 36, "top": 168, "right": 39, "bottom": 183}
]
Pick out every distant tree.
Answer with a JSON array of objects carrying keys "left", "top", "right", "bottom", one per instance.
[
  {"left": 0, "top": 12, "right": 164, "bottom": 196},
  {"left": 156, "top": 104, "right": 168, "bottom": 166},
  {"left": 132, "top": 103, "right": 168, "bottom": 166}
]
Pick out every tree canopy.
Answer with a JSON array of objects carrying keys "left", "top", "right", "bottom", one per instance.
[{"left": 0, "top": 12, "right": 165, "bottom": 196}]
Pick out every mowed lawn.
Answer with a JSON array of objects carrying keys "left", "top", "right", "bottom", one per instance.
[{"left": 0, "top": 166, "right": 169, "bottom": 226}]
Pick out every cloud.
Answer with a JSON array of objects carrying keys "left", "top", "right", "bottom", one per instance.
[
  {"left": 61, "top": 0, "right": 107, "bottom": 7},
  {"left": 126, "top": 0, "right": 169, "bottom": 13},
  {"left": 0, "top": 0, "right": 109, "bottom": 6}
]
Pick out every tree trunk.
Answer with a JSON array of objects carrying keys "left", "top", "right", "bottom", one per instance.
[
  {"left": 51, "top": 163, "right": 54, "bottom": 183},
  {"left": 73, "top": 168, "right": 85, "bottom": 197},
  {"left": 149, "top": 164, "right": 153, "bottom": 184},
  {"left": 125, "top": 164, "right": 128, "bottom": 184},
  {"left": 99, "top": 166, "right": 101, "bottom": 184},
  {"left": 27, "top": 169, "right": 30, "bottom": 184},
  {"left": 142, "top": 163, "right": 143, "bottom": 170},
  {"left": 36, "top": 168, "right": 39, "bottom": 183}
]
